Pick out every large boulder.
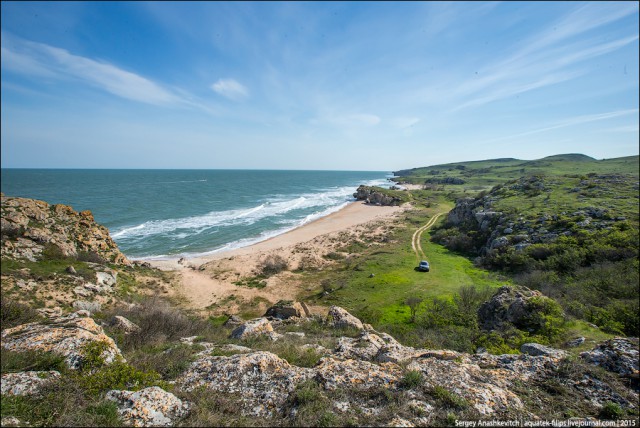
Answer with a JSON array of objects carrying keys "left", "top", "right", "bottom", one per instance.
[
  {"left": 326, "top": 306, "right": 364, "bottom": 330},
  {"left": 520, "top": 343, "right": 567, "bottom": 359},
  {"left": 229, "top": 318, "right": 275, "bottom": 340},
  {"left": 177, "top": 351, "right": 312, "bottom": 417},
  {"left": 1, "top": 312, "right": 123, "bottom": 369},
  {"left": 1, "top": 371, "right": 60, "bottom": 396},
  {"left": 477, "top": 285, "right": 555, "bottom": 332},
  {"left": 106, "top": 386, "right": 190, "bottom": 427},
  {"left": 264, "top": 300, "right": 305, "bottom": 320},
  {"left": 109, "top": 315, "right": 141, "bottom": 335}
]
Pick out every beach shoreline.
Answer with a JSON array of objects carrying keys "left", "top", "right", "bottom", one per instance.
[{"left": 147, "top": 201, "right": 405, "bottom": 271}]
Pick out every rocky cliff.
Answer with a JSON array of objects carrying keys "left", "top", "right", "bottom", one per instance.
[{"left": 1, "top": 194, "right": 129, "bottom": 265}]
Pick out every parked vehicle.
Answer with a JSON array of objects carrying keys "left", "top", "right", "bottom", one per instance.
[{"left": 418, "top": 260, "right": 430, "bottom": 272}]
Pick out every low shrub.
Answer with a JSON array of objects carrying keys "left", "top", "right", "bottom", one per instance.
[
  {"left": 400, "top": 370, "right": 424, "bottom": 389},
  {"left": 0, "top": 297, "right": 41, "bottom": 330},
  {"left": 259, "top": 254, "right": 289, "bottom": 277},
  {"left": 598, "top": 401, "right": 624, "bottom": 420}
]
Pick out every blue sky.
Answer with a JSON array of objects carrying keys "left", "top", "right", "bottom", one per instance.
[{"left": 1, "top": 1, "right": 638, "bottom": 170}]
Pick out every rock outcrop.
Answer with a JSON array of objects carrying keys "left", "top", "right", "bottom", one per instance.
[
  {"left": 0, "top": 371, "right": 60, "bottom": 396},
  {"left": 177, "top": 351, "right": 313, "bottom": 417},
  {"left": 353, "top": 186, "right": 402, "bottom": 206},
  {"left": 1, "top": 194, "right": 129, "bottom": 265},
  {"left": 326, "top": 305, "right": 365, "bottom": 330},
  {"left": 581, "top": 337, "right": 639, "bottom": 378},
  {"left": 477, "top": 285, "right": 555, "bottom": 332},
  {"left": 106, "top": 386, "right": 190, "bottom": 427},
  {"left": 1, "top": 311, "right": 123, "bottom": 369}
]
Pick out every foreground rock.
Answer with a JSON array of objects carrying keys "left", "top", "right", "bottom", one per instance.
[
  {"left": 106, "top": 386, "right": 190, "bottom": 427},
  {"left": 109, "top": 315, "right": 142, "bottom": 335},
  {"left": 1, "top": 311, "right": 123, "bottom": 369},
  {"left": 0, "top": 371, "right": 60, "bottom": 396},
  {"left": 177, "top": 351, "right": 312, "bottom": 417},
  {"left": 1, "top": 194, "right": 129, "bottom": 265}
]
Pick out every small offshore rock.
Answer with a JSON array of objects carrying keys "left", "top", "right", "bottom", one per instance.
[{"left": 106, "top": 386, "right": 190, "bottom": 427}]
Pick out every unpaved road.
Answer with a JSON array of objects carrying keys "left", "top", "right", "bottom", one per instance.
[{"left": 411, "top": 213, "right": 445, "bottom": 262}]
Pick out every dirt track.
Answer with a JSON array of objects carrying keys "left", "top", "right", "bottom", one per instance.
[{"left": 411, "top": 213, "right": 444, "bottom": 262}]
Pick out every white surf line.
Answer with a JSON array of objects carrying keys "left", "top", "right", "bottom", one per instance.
[{"left": 412, "top": 213, "right": 445, "bottom": 262}]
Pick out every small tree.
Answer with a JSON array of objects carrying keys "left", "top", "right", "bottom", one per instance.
[{"left": 405, "top": 296, "right": 423, "bottom": 323}]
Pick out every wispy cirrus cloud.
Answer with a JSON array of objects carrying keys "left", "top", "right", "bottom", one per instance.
[
  {"left": 211, "top": 78, "right": 249, "bottom": 100},
  {"left": 1, "top": 33, "right": 182, "bottom": 106},
  {"left": 483, "top": 108, "right": 639, "bottom": 143},
  {"left": 446, "top": 3, "right": 638, "bottom": 112}
]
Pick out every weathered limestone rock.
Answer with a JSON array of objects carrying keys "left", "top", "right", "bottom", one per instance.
[
  {"left": 264, "top": 301, "right": 305, "bottom": 320},
  {"left": 229, "top": 318, "right": 274, "bottom": 340},
  {"left": 1, "top": 312, "right": 123, "bottom": 369},
  {"left": 1, "top": 371, "right": 60, "bottom": 396},
  {"left": 326, "top": 306, "right": 364, "bottom": 330},
  {"left": 580, "top": 338, "right": 639, "bottom": 377},
  {"left": 177, "top": 351, "right": 312, "bottom": 417},
  {"left": 106, "top": 386, "right": 190, "bottom": 427},
  {"left": 109, "top": 315, "right": 141, "bottom": 334},
  {"left": 387, "top": 417, "right": 414, "bottom": 427},
  {"left": 223, "top": 315, "right": 243, "bottom": 326},
  {"left": 407, "top": 355, "right": 524, "bottom": 415},
  {"left": 314, "top": 357, "right": 402, "bottom": 390},
  {"left": 1, "top": 195, "right": 130, "bottom": 266},
  {"left": 520, "top": 343, "right": 567, "bottom": 359}
]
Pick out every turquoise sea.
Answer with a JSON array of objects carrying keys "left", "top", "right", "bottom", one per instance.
[{"left": 1, "top": 169, "right": 391, "bottom": 259}]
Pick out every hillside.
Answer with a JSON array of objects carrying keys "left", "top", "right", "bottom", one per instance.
[{"left": 1, "top": 154, "right": 639, "bottom": 426}]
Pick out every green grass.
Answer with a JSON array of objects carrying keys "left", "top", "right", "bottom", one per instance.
[{"left": 305, "top": 208, "right": 506, "bottom": 328}]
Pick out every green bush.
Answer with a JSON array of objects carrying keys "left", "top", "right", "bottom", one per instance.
[
  {"left": 77, "top": 361, "right": 162, "bottom": 395},
  {"left": 400, "top": 370, "right": 424, "bottom": 389},
  {"left": 430, "top": 385, "right": 469, "bottom": 410},
  {"left": 598, "top": 401, "right": 624, "bottom": 420}
]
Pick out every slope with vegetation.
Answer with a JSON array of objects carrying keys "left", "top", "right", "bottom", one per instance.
[{"left": 1, "top": 154, "right": 638, "bottom": 426}]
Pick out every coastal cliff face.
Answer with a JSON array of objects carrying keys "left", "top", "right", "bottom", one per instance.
[
  {"left": 1, "top": 194, "right": 129, "bottom": 266},
  {"left": 1, "top": 195, "right": 638, "bottom": 426}
]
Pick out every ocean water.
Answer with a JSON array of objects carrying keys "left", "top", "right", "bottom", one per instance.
[{"left": 1, "top": 169, "right": 391, "bottom": 259}]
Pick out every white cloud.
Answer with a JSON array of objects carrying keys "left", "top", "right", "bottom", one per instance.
[
  {"left": 1, "top": 34, "right": 181, "bottom": 106},
  {"left": 211, "top": 78, "right": 249, "bottom": 100}
]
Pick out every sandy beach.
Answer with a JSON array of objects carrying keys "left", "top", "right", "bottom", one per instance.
[{"left": 149, "top": 201, "right": 406, "bottom": 313}]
